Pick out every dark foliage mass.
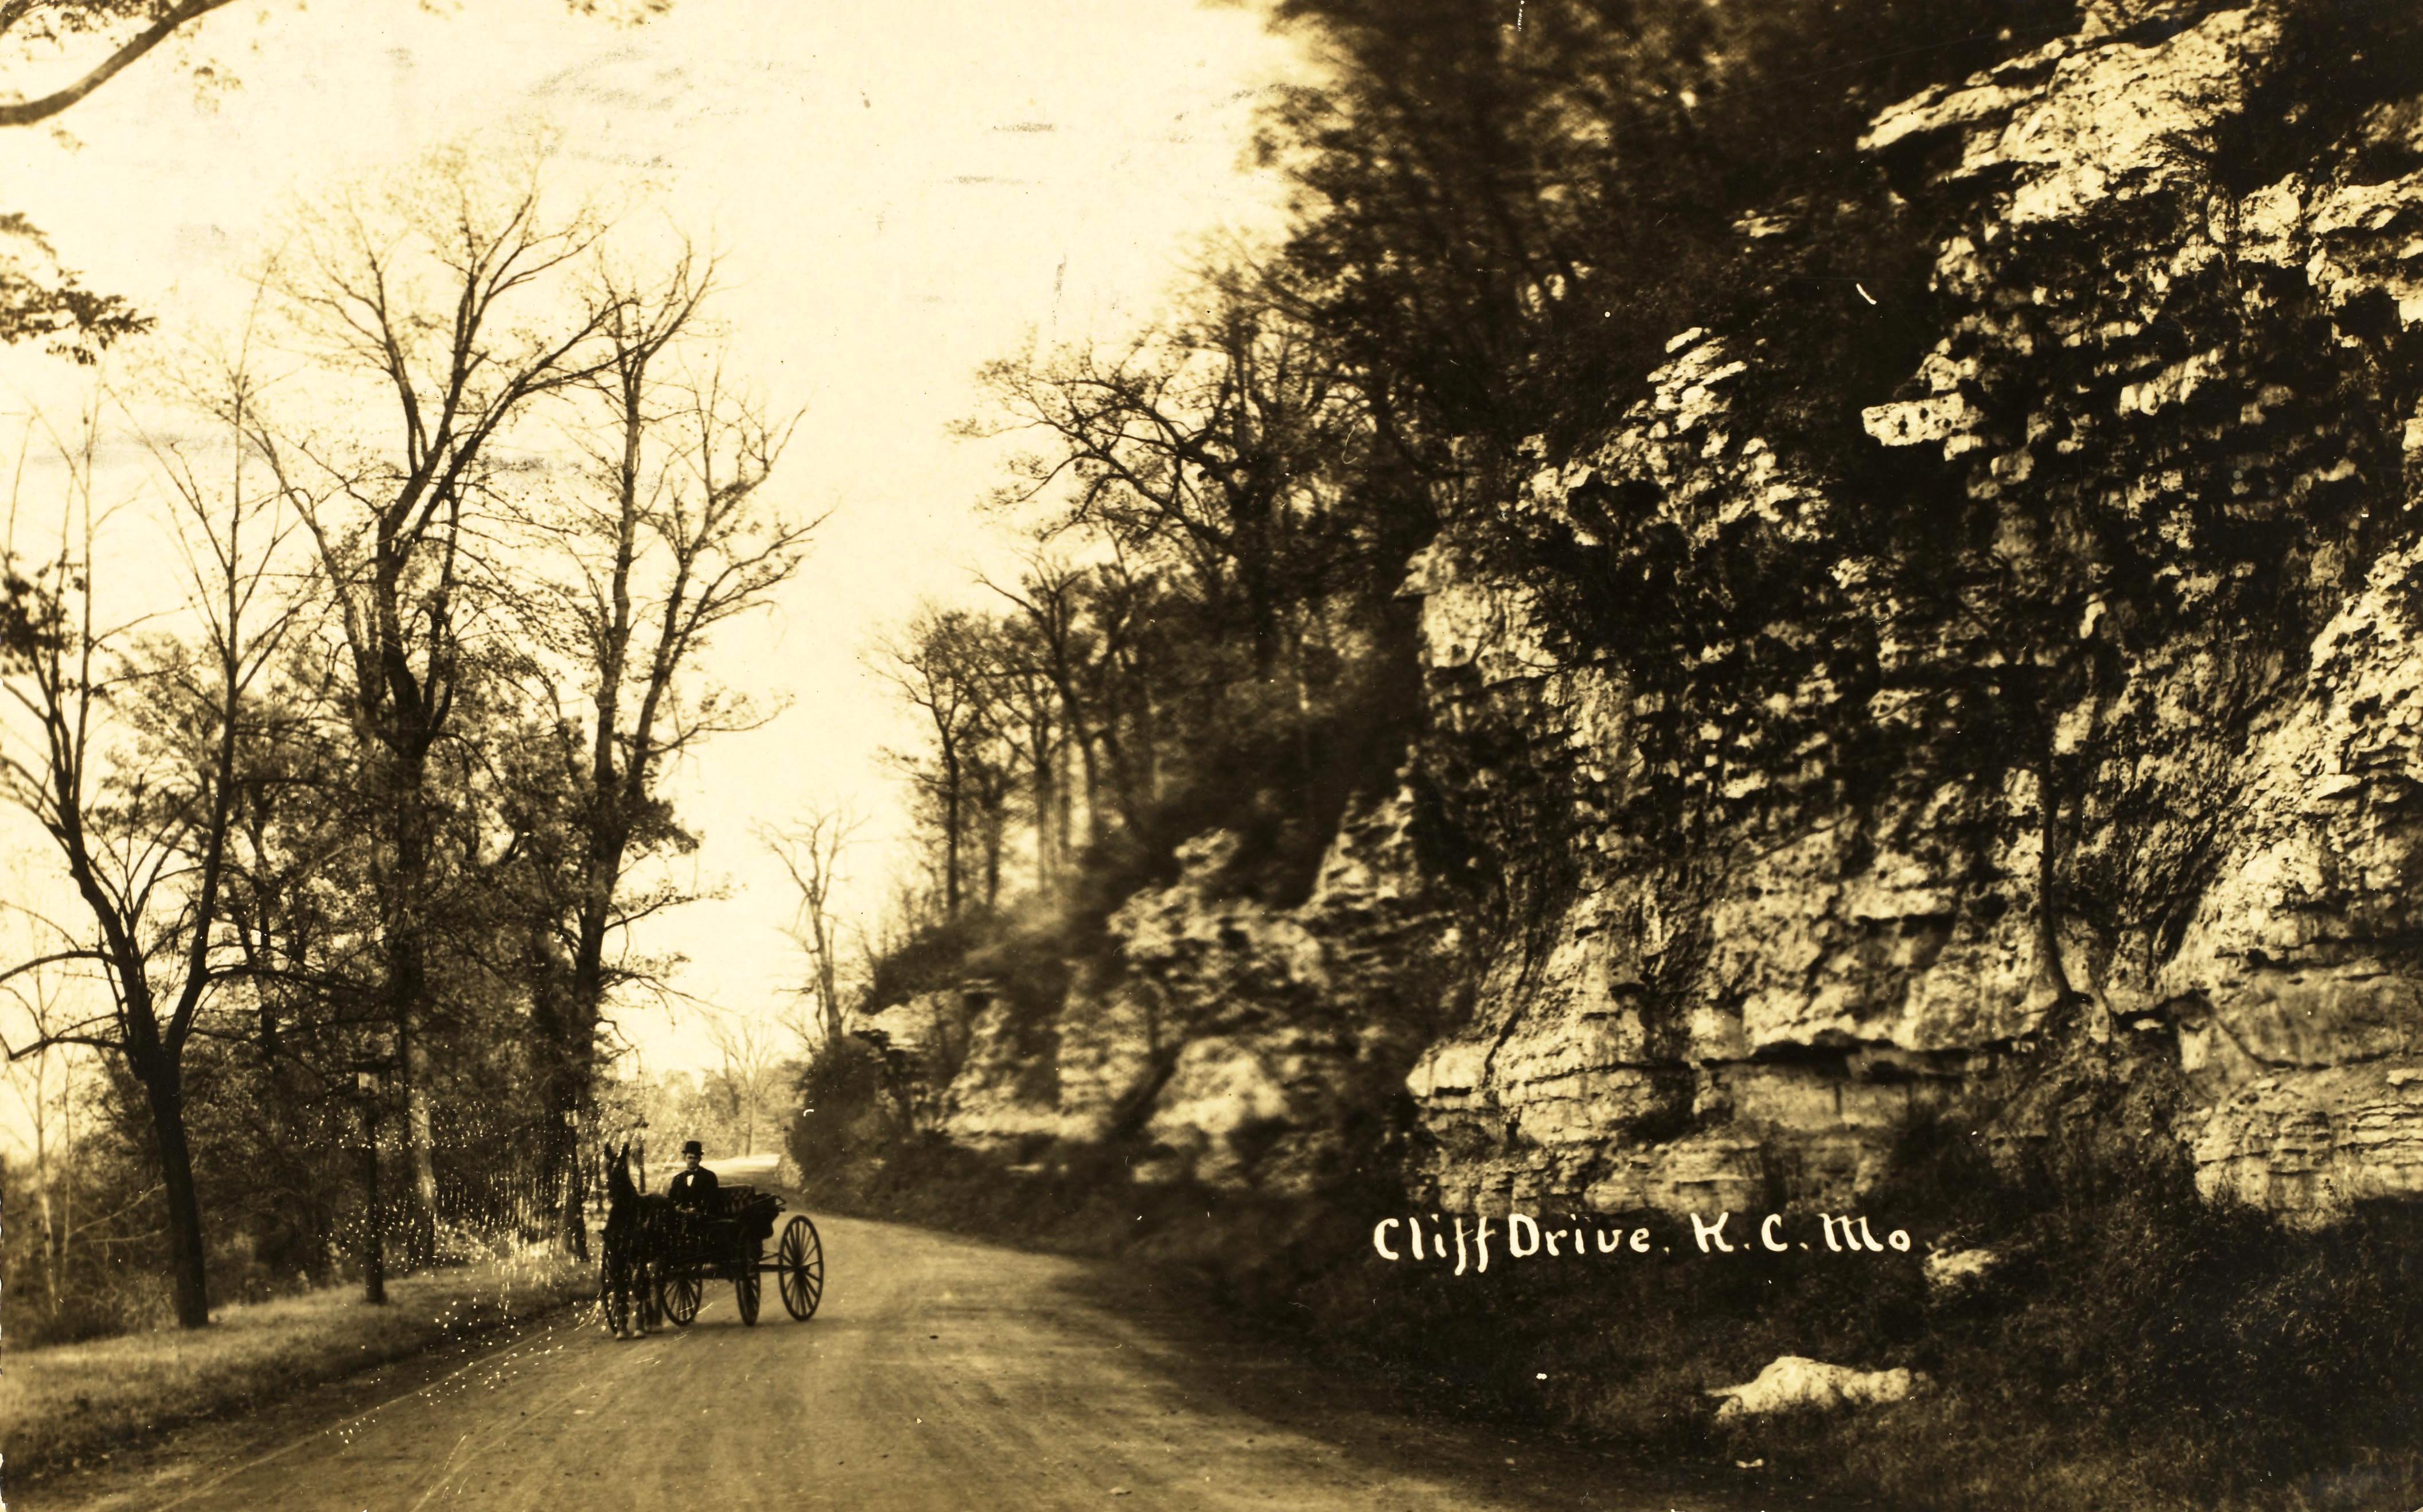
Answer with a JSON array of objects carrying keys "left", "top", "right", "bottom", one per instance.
[
  {"left": 1264, "top": 0, "right": 2080, "bottom": 467},
  {"left": 0, "top": 215, "right": 147, "bottom": 361}
]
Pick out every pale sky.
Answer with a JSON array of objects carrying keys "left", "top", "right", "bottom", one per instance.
[{"left": 0, "top": 0, "right": 1309, "bottom": 1082}]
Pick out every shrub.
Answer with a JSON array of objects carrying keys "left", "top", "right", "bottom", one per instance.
[{"left": 788, "top": 1036, "right": 902, "bottom": 1180}]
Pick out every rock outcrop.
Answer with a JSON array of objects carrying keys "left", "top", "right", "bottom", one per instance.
[
  {"left": 864, "top": 1, "right": 2423, "bottom": 1223},
  {"left": 1402, "top": 0, "right": 2423, "bottom": 1221},
  {"left": 850, "top": 787, "right": 1458, "bottom": 1196}
]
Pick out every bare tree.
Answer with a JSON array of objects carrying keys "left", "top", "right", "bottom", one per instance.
[
  {"left": 0, "top": 952, "right": 85, "bottom": 1316},
  {"left": 874, "top": 610, "right": 991, "bottom": 919},
  {"left": 761, "top": 801, "right": 862, "bottom": 1050},
  {"left": 967, "top": 613, "right": 1066, "bottom": 898},
  {"left": 0, "top": 370, "right": 300, "bottom": 1327},
  {"left": 245, "top": 146, "right": 624, "bottom": 1259},
  {"left": 969, "top": 294, "right": 1368, "bottom": 679},
  {"left": 958, "top": 677, "right": 1017, "bottom": 913},
  {"left": 498, "top": 244, "right": 811, "bottom": 1253},
  {"left": 704, "top": 1014, "right": 783, "bottom": 1158},
  {"left": 983, "top": 557, "right": 1101, "bottom": 860}
]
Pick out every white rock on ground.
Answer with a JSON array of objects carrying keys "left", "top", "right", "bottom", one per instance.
[
  {"left": 1923, "top": 1247, "right": 2000, "bottom": 1293},
  {"left": 1708, "top": 1356, "right": 1930, "bottom": 1423}
]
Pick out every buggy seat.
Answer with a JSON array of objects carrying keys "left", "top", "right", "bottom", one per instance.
[{"left": 716, "top": 1183, "right": 786, "bottom": 1246}]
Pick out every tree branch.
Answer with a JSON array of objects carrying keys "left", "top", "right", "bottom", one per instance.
[{"left": 0, "top": 0, "right": 237, "bottom": 127}]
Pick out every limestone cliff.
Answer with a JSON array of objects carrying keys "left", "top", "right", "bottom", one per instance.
[
  {"left": 849, "top": 790, "right": 1459, "bottom": 1197},
  {"left": 860, "top": 0, "right": 2423, "bottom": 1222},
  {"left": 1408, "top": 0, "right": 2423, "bottom": 1220}
]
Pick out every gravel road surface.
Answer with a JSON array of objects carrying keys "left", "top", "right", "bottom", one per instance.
[{"left": 30, "top": 1207, "right": 1768, "bottom": 1511}]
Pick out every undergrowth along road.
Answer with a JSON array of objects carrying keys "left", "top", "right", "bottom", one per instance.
[{"left": 1, "top": 1248, "right": 591, "bottom": 1482}]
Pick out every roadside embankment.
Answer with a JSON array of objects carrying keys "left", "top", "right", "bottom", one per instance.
[
  {"left": 0, "top": 1249, "right": 590, "bottom": 1480},
  {"left": 796, "top": 1097, "right": 2423, "bottom": 1512}
]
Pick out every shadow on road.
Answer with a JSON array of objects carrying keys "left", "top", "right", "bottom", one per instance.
[{"left": 999, "top": 1230, "right": 1831, "bottom": 1512}]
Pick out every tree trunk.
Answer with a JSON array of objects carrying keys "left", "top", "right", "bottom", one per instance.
[
  {"left": 56, "top": 1077, "right": 72, "bottom": 1313},
  {"left": 1030, "top": 725, "right": 1055, "bottom": 895},
  {"left": 361, "top": 1097, "right": 387, "bottom": 1305},
  {"left": 1056, "top": 742, "right": 1074, "bottom": 882},
  {"left": 817, "top": 917, "right": 843, "bottom": 1045},
  {"left": 547, "top": 1092, "right": 589, "bottom": 1264},
  {"left": 37, "top": 1161, "right": 60, "bottom": 1315},
  {"left": 1077, "top": 730, "right": 1103, "bottom": 852},
  {"left": 1291, "top": 630, "right": 1318, "bottom": 827},
  {"left": 387, "top": 758, "right": 441, "bottom": 1266},
  {"left": 2032, "top": 735, "right": 2075, "bottom": 1011},
  {"left": 139, "top": 1062, "right": 211, "bottom": 1328},
  {"left": 32, "top": 1094, "right": 59, "bottom": 1315},
  {"left": 942, "top": 750, "right": 963, "bottom": 918},
  {"left": 560, "top": 901, "right": 614, "bottom": 1259},
  {"left": 536, "top": 1074, "right": 590, "bottom": 1261},
  {"left": 1137, "top": 684, "right": 1160, "bottom": 809},
  {"left": 983, "top": 818, "right": 1002, "bottom": 909},
  {"left": 405, "top": 1030, "right": 439, "bottom": 1251},
  {"left": 564, "top": 1132, "right": 589, "bottom": 1262}
]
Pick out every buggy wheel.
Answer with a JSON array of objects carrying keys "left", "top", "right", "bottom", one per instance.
[
  {"left": 777, "top": 1215, "right": 823, "bottom": 1320},
  {"left": 661, "top": 1270, "right": 703, "bottom": 1326},
  {"left": 735, "top": 1262, "right": 761, "bottom": 1325}
]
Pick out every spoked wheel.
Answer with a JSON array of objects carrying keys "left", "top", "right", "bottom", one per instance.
[
  {"left": 735, "top": 1261, "right": 761, "bottom": 1326},
  {"left": 777, "top": 1215, "right": 824, "bottom": 1320},
  {"left": 660, "top": 1270, "right": 703, "bottom": 1326}
]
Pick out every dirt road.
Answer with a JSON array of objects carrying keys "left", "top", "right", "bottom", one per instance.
[{"left": 35, "top": 1209, "right": 1766, "bottom": 1511}]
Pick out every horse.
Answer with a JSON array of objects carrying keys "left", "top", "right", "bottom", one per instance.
[{"left": 599, "top": 1138, "right": 672, "bottom": 1338}]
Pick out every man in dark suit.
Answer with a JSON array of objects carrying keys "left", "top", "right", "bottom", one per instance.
[{"left": 667, "top": 1139, "right": 720, "bottom": 1211}]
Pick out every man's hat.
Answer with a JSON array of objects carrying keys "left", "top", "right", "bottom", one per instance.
[{"left": 680, "top": 1139, "right": 703, "bottom": 1157}]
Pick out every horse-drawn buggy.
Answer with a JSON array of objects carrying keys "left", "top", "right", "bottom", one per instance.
[
  {"left": 654, "top": 1183, "right": 825, "bottom": 1327},
  {"left": 599, "top": 1140, "right": 824, "bottom": 1335}
]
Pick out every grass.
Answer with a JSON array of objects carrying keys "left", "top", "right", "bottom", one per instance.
[{"left": 0, "top": 1246, "right": 590, "bottom": 1478}]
